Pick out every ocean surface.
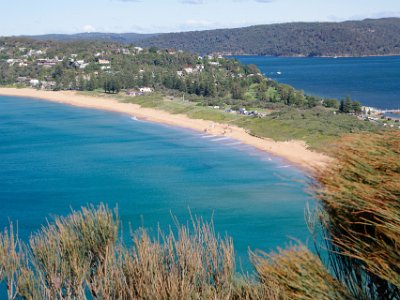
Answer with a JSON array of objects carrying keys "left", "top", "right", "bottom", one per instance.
[
  {"left": 234, "top": 56, "right": 400, "bottom": 109},
  {"left": 0, "top": 96, "right": 314, "bottom": 269}
]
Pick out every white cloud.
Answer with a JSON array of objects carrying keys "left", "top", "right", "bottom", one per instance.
[{"left": 83, "top": 25, "right": 96, "bottom": 33}]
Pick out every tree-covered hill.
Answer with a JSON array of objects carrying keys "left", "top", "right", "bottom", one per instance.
[
  {"left": 27, "top": 32, "right": 157, "bottom": 44},
  {"left": 138, "top": 18, "right": 400, "bottom": 56},
  {"left": 23, "top": 18, "right": 400, "bottom": 57}
]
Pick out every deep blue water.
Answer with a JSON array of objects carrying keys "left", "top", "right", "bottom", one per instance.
[
  {"left": 0, "top": 96, "right": 313, "bottom": 269},
  {"left": 234, "top": 56, "right": 400, "bottom": 109}
]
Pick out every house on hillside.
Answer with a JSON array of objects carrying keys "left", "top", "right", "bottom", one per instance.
[
  {"left": 139, "top": 87, "right": 153, "bottom": 93},
  {"left": 30, "top": 79, "right": 40, "bottom": 87},
  {"left": 195, "top": 64, "right": 204, "bottom": 72},
  {"left": 98, "top": 59, "right": 110, "bottom": 65},
  {"left": 37, "top": 58, "right": 61, "bottom": 67},
  {"left": 184, "top": 67, "right": 194, "bottom": 74},
  {"left": 41, "top": 81, "right": 57, "bottom": 90},
  {"left": 6, "top": 59, "right": 23, "bottom": 66},
  {"left": 28, "top": 49, "right": 44, "bottom": 56},
  {"left": 126, "top": 89, "right": 144, "bottom": 97},
  {"left": 239, "top": 108, "right": 248, "bottom": 115}
]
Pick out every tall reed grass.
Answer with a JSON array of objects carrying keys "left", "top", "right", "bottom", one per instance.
[{"left": 315, "top": 131, "right": 400, "bottom": 299}]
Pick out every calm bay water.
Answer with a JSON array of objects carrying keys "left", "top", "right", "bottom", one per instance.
[
  {"left": 0, "top": 96, "right": 313, "bottom": 268},
  {"left": 234, "top": 55, "right": 400, "bottom": 109}
]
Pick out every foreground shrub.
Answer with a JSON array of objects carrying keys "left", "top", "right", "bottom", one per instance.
[
  {"left": 316, "top": 131, "right": 400, "bottom": 299},
  {"left": 0, "top": 205, "right": 258, "bottom": 299}
]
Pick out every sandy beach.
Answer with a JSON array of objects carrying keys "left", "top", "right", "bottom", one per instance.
[{"left": 0, "top": 88, "right": 331, "bottom": 172}]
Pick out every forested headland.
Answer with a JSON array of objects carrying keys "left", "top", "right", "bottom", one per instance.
[{"left": 26, "top": 18, "right": 400, "bottom": 57}]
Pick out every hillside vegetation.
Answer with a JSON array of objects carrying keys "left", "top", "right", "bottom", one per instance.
[
  {"left": 0, "top": 131, "right": 399, "bottom": 299},
  {"left": 25, "top": 18, "right": 400, "bottom": 57}
]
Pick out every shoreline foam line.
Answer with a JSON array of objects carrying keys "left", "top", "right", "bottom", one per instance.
[{"left": 0, "top": 88, "right": 332, "bottom": 172}]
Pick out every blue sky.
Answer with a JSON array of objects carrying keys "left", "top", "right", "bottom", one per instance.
[{"left": 1, "top": 0, "right": 399, "bottom": 36}]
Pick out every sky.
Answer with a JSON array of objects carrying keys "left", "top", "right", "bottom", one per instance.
[{"left": 1, "top": 0, "right": 400, "bottom": 36}]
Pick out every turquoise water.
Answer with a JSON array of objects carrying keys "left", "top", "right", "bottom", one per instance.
[
  {"left": 234, "top": 56, "right": 400, "bottom": 109},
  {"left": 0, "top": 96, "right": 313, "bottom": 269}
]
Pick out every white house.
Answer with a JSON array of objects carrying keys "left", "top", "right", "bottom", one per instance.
[
  {"left": 184, "top": 67, "right": 194, "bottom": 74},
  {"left": 195, "top": 64, "right": 204, "bottom": 72},
  {"left": 28, "top": 49, "right": 42, "bottom": 56},
  {"left": 30, "top": 79, "right": 40, "bottom": 87},
  {"left": 139, "top": 87, "right": 153, "bottom": 93},
  {"left": 98, "top": 59, "right": 110, "bottom": 65},
  {"left": 126, "top": 89, "right": 144, "bottom": 97}
]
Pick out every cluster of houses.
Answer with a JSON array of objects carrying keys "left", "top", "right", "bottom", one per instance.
[
  {"left": 224, "top": 107, "right": 266, "bottom": 117},
  {"left": 16, "top": 77, "right": 56, "bottom": 90},
  {"left": 360, "top": 106, "right": 400, "bottom": 129},
  {"left": 175, "top": 55, "right": 228, "bottom": 77},
  {"left": 6, "top": 58, "right": 28, "bottom": 67},
  {"left": 177, "top": 64, "right": 204, "bottom": 77},
  {"left": 37, "top": 57, "right": 63, "bottom": 67},
  {"left": 3, "top": 45, "right": 229, "bottom": 79},
  {"left": 4, "top": 48, "right": 47, "bottom": 67}
]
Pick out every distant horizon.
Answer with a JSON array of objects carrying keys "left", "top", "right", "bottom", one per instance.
[
  {"left": 4, "top": 16, "right": 400, "bottom": 38},
  {"left": 1, "top": 0, "right": 399, "bottom": 36}
]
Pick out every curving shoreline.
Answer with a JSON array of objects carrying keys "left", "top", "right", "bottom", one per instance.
[{"left": 0, "top": 88, "right": 332, "bottom": 172}]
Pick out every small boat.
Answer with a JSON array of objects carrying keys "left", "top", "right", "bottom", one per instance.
[{"left": 277, "top": 71, "right": 282, "bottom": 75}]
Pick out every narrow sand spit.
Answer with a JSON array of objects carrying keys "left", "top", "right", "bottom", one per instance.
[{"left": 0, "top": 88, "right": 332, "bottom": 172}]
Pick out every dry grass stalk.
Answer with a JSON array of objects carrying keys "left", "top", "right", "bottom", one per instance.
[{"left": 0, "top": 223, "right": 22, "bottom": 300}]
